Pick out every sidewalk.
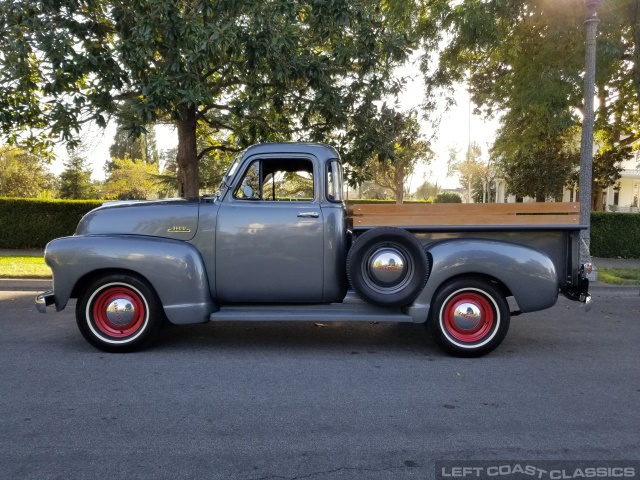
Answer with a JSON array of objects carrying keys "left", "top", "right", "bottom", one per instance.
[
  {"left": 592, "top": 257, "right": 640, "bottom": 269},
  {"left": 0, "top": 249, "right": 44, "bottom": 257}
]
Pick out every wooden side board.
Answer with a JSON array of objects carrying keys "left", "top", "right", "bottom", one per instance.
[{"left": 350, "top": 202, "right": 581, "bottom": 226}]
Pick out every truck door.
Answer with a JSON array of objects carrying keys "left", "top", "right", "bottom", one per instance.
[{"left": 215, "top": 155, "right": 324, "bottom": 303}]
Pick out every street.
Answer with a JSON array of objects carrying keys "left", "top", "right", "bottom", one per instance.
[{"left": 1, "top": 291, "right": 639, "bottom": 480}]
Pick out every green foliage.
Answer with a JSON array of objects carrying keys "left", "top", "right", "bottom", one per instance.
[
  {"left": 108, "top": 103, "right": 160, "bottom": 170},
  {"left": 352, "top": 109, "right": 434, "bottom": 204},
  {"left": 590, "top": 213, "right": 640, "bottom": 259},
  {"left": 58, "top": 154, "right": 98, "bottom": 200},
  {"left": 0, "top": 146, "right": 56, "bottom": 198},
  {"left": 434, "top": 192, "right": 462, "bottom": 203},
  {"left": 598, "top": 267, "right": 640, "bottom": 285},
  {"left": 0, "top": 198, "right": 102, "bottom": 249},
  {"left": 498, "top": 136, "right": 577, "bottom": 201},
  {"left": 421, "top": 0, "right": 638, "bottom": 204},
  {"left": 0, "top": 0, "right": 124, "bottom": 151},
  {"left": 413, "top": 179, "right": 441, "bottom": 201},
  {"left": 448, "top": 143, "right": 496, "bottom": 203},
  {"left": 1, "top": 0, "right": 421, "bottom": 196},
  {"left": 346, "top": 199, "right": 432, "bottom": 205},
  {"left": 102, "top": 157, "right": 161, "bottom": 200}
]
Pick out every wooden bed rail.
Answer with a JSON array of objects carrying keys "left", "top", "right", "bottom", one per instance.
[{"left": 350, "top": 202, "right": 581, "bottom": 227}]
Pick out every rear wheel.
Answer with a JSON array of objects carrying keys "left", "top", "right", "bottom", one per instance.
[
  {"left": 427, "top": 278, "right": 510, "bottom": 357},
  {"left": 76, "top": 274, "right": 163, "bottom": 352}
]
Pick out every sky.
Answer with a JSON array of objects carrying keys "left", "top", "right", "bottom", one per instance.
[
  {"left": 50, "top": 66, "right": 501, "bottom": 191},
  {"left": 395, "top": 60, "right": 501, "bottom": 191}
]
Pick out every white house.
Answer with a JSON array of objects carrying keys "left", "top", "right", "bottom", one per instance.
[
  {"left": 487, "top": 155, "right": 640, "bottom": 209},
  {"left": 603, "top": 152, "right": 640, "bottom": 212}
]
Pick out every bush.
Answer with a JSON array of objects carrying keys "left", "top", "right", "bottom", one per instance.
[
  {"left": 345, "top": 199, "right": 431, "bottom": 216},
  {"left": 591, "top": 212, "right": 640, "bottom": 259},
  {"left": 433, "top": 192, "right": 462, "bottom": 203},
  {"left": 0, "top": 198, "right": 102, "bottom": 249}
]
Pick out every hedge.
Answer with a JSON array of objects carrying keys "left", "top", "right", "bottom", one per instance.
[
  {"left": 0, "top": 198, "right": 102, "bottom": 249},
  {"left": 2, "top": 198, "right": 639, "bottom": 258},
  {"left": 590, "top": 212, "right": 640, "bottom": 259}
]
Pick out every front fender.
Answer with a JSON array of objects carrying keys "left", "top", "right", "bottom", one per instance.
[
  {"left": 418, "top": 239, "right": 558, "bottom": 314},
  {"left": 45, "top": 235, "right": 215, "bottom": 325}
]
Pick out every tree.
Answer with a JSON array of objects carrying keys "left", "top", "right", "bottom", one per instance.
[
  {"left": 447, "top": 144, "right": 487, "bottom": 203},
  {"left": 102, "top": 157, "right": 160, "bottom": 200},
  {"left": 0, "top": 146, "right": 55, "bottom": 198},
  {"left": 356, "top": 109, "right": 434, "bottom": 204},
  {"left": 420, "top": 0, "right": 637, "bottom": 206},
  {"left": 497, "top": 136, "right": 578, "bottom": 202},
  {"left": 58, "top": 153, "right": 97, "bottom": 199},
  {"left": 413, "top": 177, "right": 441, "bottom": 201},
  {"left": 109, "top": 128, "right": 159, "bottom": 168},
  {"left": 108, "top": 101, "right": 160, "bottom": 171},
  {"left": 1, "top": 0, "right": 422, "bottom": 197}
]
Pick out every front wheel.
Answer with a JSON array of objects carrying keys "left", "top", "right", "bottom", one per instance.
[
  {"left": 76, "top": 274, "right": 163, "bottom": 353},
  {"left": 427, "top": 278, "right": 510, "bottom": 357}
]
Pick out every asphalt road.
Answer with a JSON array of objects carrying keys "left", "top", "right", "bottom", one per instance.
[{"left": 1, "top": 291, "right": 639, "bottom": 480}]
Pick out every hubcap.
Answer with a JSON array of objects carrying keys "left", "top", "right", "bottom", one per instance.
[
  {"left": 452, "top": 302, "right": 482, "bottom": 331},
  {"left": 105, "top": 298, "right": 136, "bottom": 327},
  {"left": 368, "top": 248, "right": 407, "bottom": 287}
]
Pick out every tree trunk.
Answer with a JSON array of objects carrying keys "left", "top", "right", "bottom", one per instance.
[
  {"left": 176, "top": 105, "right": 199, "bottom": 197},
  {"left": 592, "top": 187, "right": 604, "bottom": 212},
  {"left": 395, "top": 189, "right": 404, "bottom": 204},
  {"left": 535, "top": 194, "right": 545, "bottom": 202},
  {"left": 395, "top": 163, "right": 405, "bottom": 204}
]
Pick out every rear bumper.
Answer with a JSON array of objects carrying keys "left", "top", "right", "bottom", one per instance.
[
  {"left": 35, "top": 290, "right": 55, "bottom": 313},
  {"left": 560, "top": 263, "right": 592, "bottom": 312}
]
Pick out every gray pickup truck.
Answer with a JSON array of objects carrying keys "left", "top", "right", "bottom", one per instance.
[{"left": 36, "top": 142, "right": 591, "bottom": 357}]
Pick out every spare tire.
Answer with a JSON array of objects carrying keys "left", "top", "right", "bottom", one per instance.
[{"left": 346, "top": 227, "right": 429, "bottom": 307}]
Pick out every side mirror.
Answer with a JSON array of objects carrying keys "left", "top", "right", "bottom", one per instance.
[{"left": 242, "top": 185, "right": 254, "bottom": 199}]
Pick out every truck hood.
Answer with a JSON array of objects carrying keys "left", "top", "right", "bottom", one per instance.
[{"left": 76, "top": 199, "right": 200, "bottom": 241}]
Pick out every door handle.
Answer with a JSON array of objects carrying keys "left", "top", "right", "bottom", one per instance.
[{"left": 297, "top": 212, "right": 319, "bottom": 218}]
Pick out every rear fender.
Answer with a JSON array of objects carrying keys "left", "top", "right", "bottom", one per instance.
[
  {"left": 417, "top": 239, "right": 558, "bottom": 315},
  {"left": 45, "top": 235, "right": 215, "bottom": 324}
]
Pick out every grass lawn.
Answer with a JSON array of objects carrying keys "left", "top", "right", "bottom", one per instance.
[
  {"left": 0, "top": 256, "right": 51, "bottom": 278},
  {"left": 598, "top": 267, "right": 640, "bottom": 285}
]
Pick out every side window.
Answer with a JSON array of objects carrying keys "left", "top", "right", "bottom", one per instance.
[
  {"left": 234, "top": 161, "right": 260, "bottom": 199},
  {"left": 234, "top": 158, "right": 314, "bottom": 201},
  {"left": 326, "top": 160, "right": 343, "bottom": 202}
]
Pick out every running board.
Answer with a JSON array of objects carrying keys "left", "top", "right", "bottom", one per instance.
[{"left": 209, "top": 295, "right": 418, "bottom": 323}]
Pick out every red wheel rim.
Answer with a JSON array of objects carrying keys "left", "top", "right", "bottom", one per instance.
[
  {"left": 442, "top": 291, "right": 495, "bottom": 343},
  {"left": 91, "top": 286, "right": 147, "bottom": 338}
]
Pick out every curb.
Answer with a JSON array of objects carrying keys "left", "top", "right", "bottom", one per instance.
[
  {"left": 0, "top": 278, "right": 638, "bottom": 297},
  {"left": 589, "top": 283, "right": 640, "bottom": 297}
]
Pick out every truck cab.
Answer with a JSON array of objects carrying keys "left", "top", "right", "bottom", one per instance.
[{"left": 202, "top": 143, "right": 349, "bottom": 304}]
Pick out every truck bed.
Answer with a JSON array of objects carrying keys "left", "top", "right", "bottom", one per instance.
[{"left": 349, "top": 201, "right": 586, "bottom": 289}]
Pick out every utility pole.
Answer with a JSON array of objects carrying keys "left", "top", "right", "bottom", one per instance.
[{"left": 578, "top": 0, "right": 600, "bottom": 265}]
